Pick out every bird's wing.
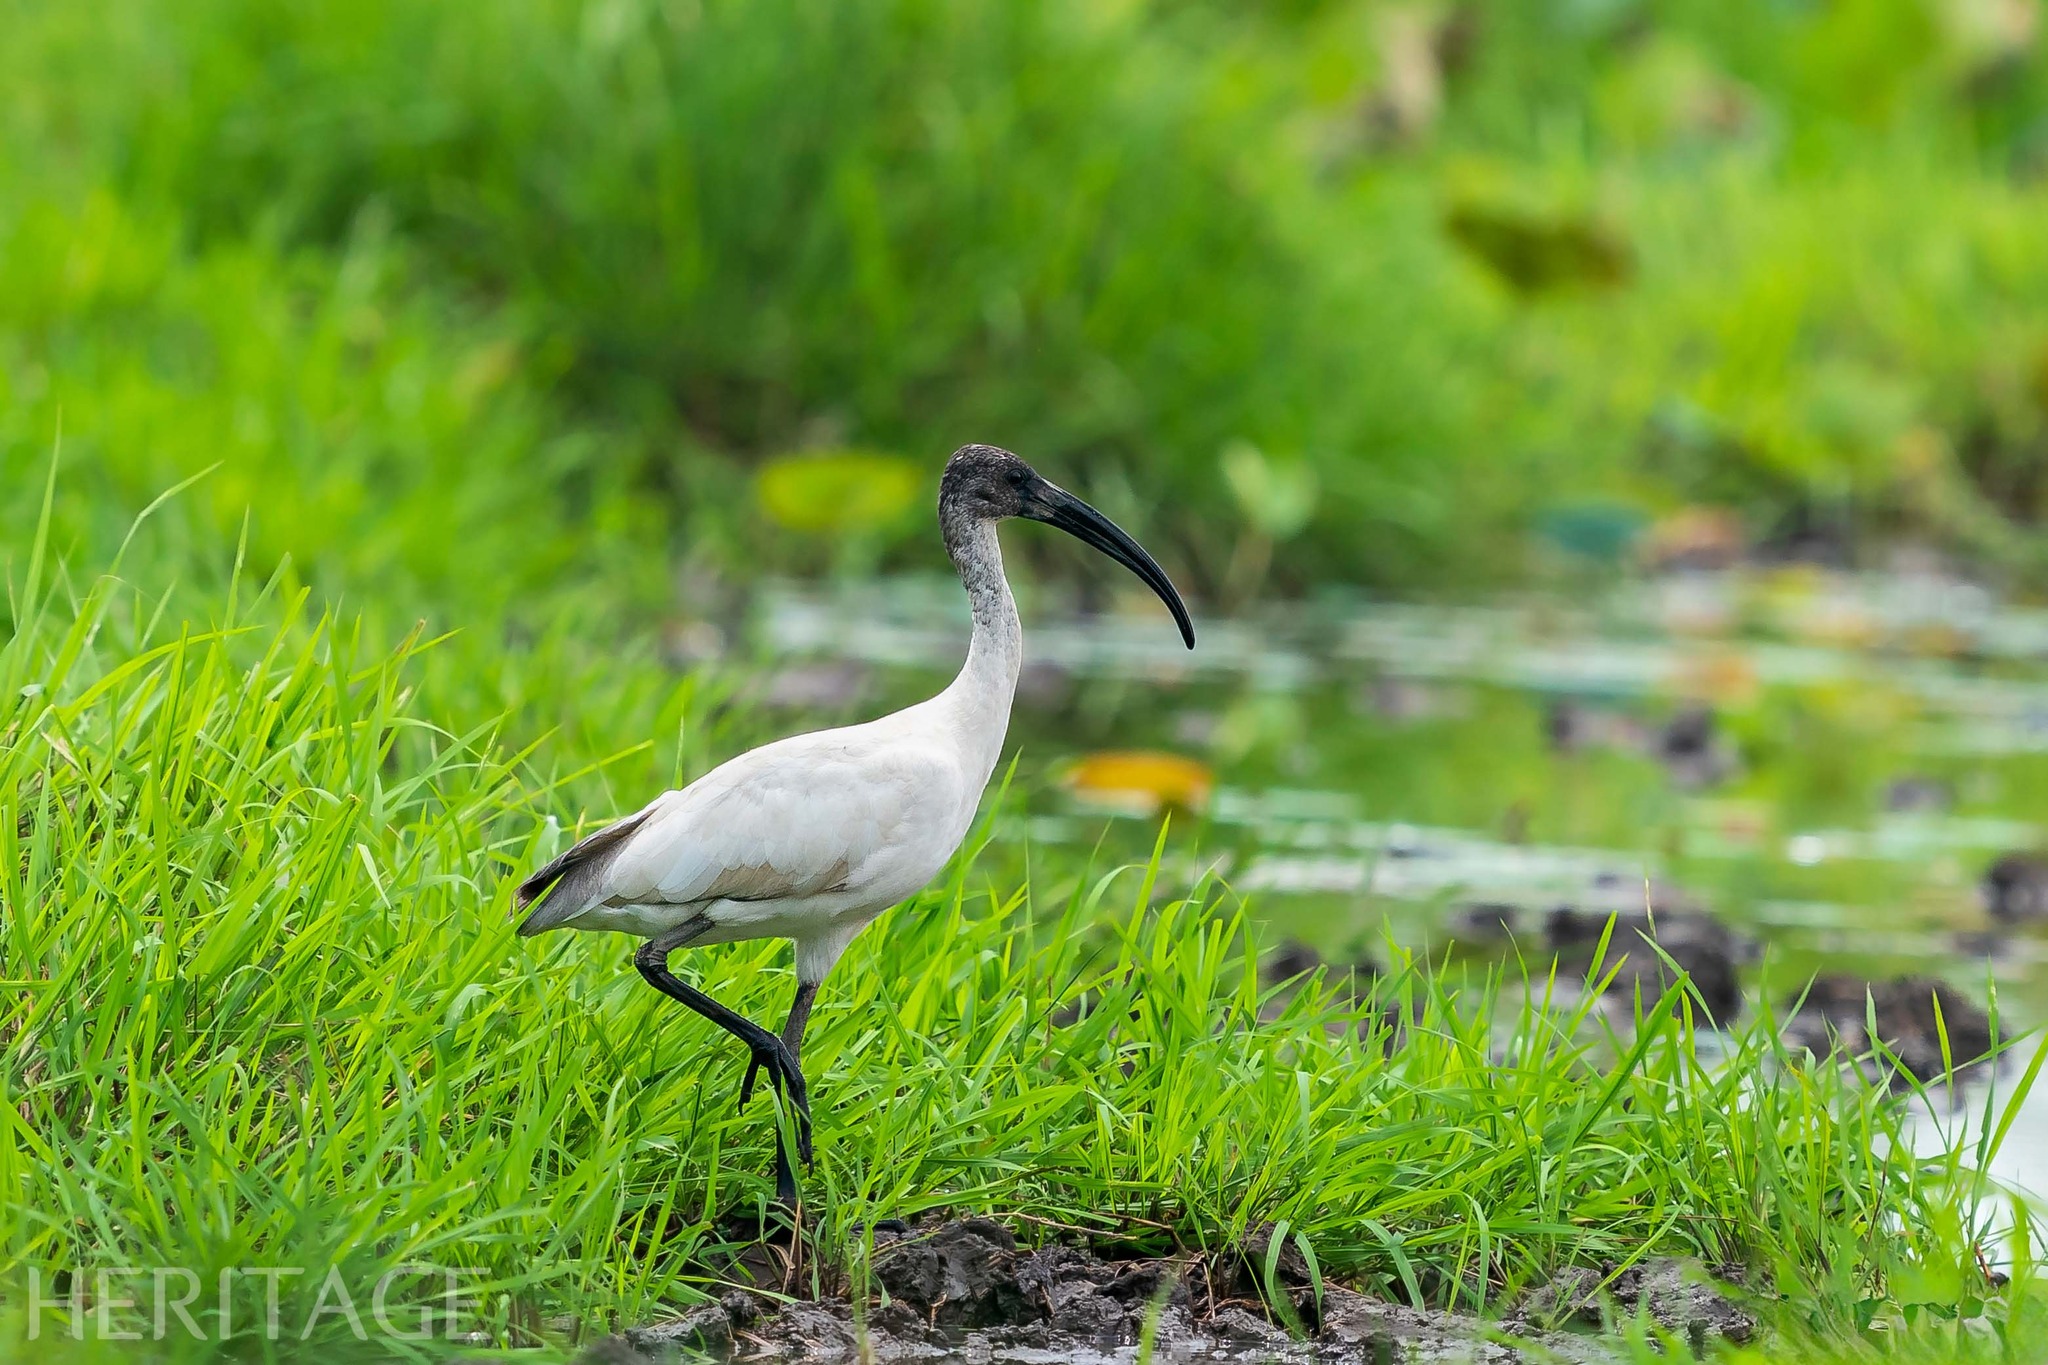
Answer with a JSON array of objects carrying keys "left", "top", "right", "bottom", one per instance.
[
  {"left": 515, "top": 727, "right": 960, "bottom": 935},
  {"left": 513, "top": 804, "right": 658, "bottom": 928}
]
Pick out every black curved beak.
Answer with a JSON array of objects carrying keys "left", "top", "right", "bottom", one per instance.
[{"left": 1023, "top": 483, "right": 1196, "bottom": 648}]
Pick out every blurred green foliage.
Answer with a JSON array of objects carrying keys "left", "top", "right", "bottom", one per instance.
[{"left": 6, "top": 0, "right": 2048, "bottom": 612}]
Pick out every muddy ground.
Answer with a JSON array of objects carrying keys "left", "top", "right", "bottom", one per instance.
[{"left": 583, "top": 1218, "right": 1755, "bottom": 1364}]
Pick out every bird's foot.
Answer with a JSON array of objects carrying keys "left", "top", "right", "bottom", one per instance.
[
  {"left": 736, "top": 1040, "right": 803, "bottom": 1109},
  {"left": 738, "top": 1041, "right": 813, "bottom": 1165}
]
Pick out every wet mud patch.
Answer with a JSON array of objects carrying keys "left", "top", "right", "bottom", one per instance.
[{"left": 588, "top": 1218, "right": 1754, "bottom": 1363}]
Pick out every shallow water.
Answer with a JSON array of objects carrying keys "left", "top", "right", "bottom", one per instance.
[{"left": 749, "top": 565, "right": 2048, "bottom": 1209}]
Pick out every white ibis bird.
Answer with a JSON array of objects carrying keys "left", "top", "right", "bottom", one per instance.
[{"left": 515, "top": 445, "right": 1195, "bottom": 1203}]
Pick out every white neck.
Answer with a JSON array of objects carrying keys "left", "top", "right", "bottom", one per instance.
[{"left": 937, "top": 517, "right": 1021, "bottom": 786}]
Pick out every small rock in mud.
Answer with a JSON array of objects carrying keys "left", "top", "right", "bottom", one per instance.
[
  {"left": 1512, "top": 1260, "right": 1753, "bottom": 1345},
  {"left": 592, "top": 1221, "right": 1757, "bottom": 1364},
  {"left": 623, "top": 1303, "right": 732, "bottom": 1356},
  {"left": 1511, "top": 1265, "right": 1608, "bottom": 1330},
  {"left": 1225, "top": 1221, "right": 1314, "bottom": 1301},
  {"left": 1207, "top": 1305, "right": 1293, "bottom": 1347},
  {"left": 1981, "top": 852, "right": 2048, "bottom": 921},
  {"left": 1781, "top": 974, "right": 1995, "bottom": 1085},
  {"left": 1621, "top": 1259, "right": 1754, "bottom": 1345},
  {"left": 871, "top": 1217, "right": 1039, "bottom": 1329},
  {"left": 1322, "top": 1287, "right": 1548, "bottom": 1363}
]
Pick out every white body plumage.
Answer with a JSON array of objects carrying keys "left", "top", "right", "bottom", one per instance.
[{"left": 517, "top": 517, "right": 1022, "bottom": 986}]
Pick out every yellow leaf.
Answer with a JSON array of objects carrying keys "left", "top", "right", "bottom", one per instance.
[{"left": 1060, "top": 751, "right": 1214, "bottom": 818}]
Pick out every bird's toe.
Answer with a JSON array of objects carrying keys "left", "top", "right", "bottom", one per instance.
[{"left": 737, "top": 1053, "right": 765, "bottom": 1110}]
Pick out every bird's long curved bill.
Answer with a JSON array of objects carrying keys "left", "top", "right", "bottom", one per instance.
[{"left": 1029, "top": 487, "right": 1196, "bottom": 648}]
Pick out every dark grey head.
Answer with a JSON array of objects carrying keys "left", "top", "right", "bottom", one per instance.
[{"left": 940, "top": 444, "right": 1195, "bottom": 649}]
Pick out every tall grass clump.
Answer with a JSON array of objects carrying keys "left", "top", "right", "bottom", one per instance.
[
  {"left": 0, "top": 200, "right": 669, "bottom": 626},
  {"left": 3, "top": 547, "right": 2037, "bottom": 1355}
]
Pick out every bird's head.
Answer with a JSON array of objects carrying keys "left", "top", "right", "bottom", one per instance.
[{"left": 940, "top": 444, "right": 1195, "bottom": 649}]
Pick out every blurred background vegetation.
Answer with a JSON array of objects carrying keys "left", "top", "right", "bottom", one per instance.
[
  {"left": 10, "top": 0, "right": 2048, "bottom": 626},
  {"left": 10, "top": 1, "right": 2048, "bottom": 1342}
]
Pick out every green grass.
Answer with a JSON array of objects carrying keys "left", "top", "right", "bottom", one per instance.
[
  {"left": 0, "top": 541, "right": 2041, "bottom": 1358},
  {"left": 10, "top": 0, "right": 2048, "bottom": 594},
  {"left": 0, "top": 195, "right": 664, "bottom": 625}
]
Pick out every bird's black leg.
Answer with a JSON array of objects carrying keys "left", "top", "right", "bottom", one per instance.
[
  {"left": 781, "top": 981, "right": 819, "bottom": 1062},
  {"left": 740, "top": 980, "right": 819, "bottom": 1165},
  {"left": 634, "top": 924, "right": 808, "bottom": 1204}
]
